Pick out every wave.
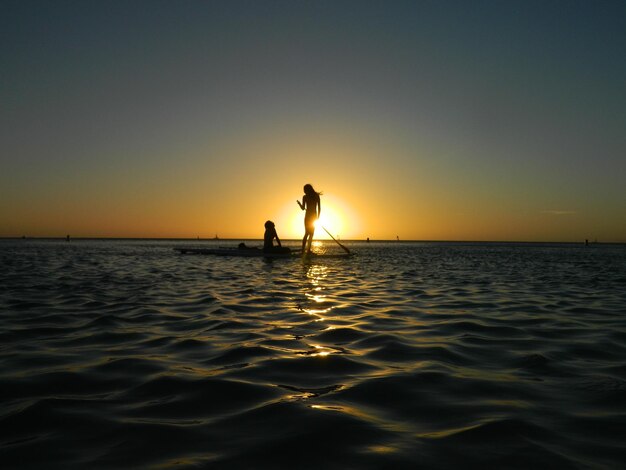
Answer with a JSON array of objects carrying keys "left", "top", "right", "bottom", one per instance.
[{"left": 1, "top": 240, "right": 625, "bottom": 468}]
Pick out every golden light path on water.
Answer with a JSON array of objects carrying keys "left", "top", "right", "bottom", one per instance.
[{"left": 300, "top": 263, "right": 337, "bottom": 358}]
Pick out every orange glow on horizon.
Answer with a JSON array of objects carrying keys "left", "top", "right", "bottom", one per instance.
[{"left": 2, "top": 123, "right": 623, "bottom": 243}]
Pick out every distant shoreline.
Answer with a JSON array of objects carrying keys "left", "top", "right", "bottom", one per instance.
[{"left": 1, "top": 237, "right": 624, "bottom": 245}]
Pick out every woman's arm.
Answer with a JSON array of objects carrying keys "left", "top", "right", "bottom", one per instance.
[{"left": 297, "top": 199, "right": 305, "bottom": 210}]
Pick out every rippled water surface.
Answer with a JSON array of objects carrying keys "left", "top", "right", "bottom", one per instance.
[{"left": 1, "top": 239, "right": 626, "bottom": 469}]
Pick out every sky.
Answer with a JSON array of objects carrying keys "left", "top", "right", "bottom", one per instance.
[{"left": 1, "top": 0, "right": 625, "bottom": 241}]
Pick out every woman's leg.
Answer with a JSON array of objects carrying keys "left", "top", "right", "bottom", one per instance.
[{"left": 303, "top": 215, "right": 315, "bottom": 252}]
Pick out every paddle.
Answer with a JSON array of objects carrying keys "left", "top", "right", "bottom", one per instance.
[{"left": 322, "top": 226, "right": 351, "bottom": 254}]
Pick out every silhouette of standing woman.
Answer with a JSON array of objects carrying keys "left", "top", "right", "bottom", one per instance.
[{"left": 297, "top": 184, "right": 321, "bottom": 253}]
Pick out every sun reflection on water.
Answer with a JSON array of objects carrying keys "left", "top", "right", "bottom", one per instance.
[
  {"left": 305, "top": 264, "right": 327, "bottom": 283},
  {"left": 366, "top": 445, "right": 399, "bottom": 454},
  {"left": 298, "top": 264, "right": 332, "bottom": 320},
  {"left": 308, "top": 404, "right": 381, "bottom": 424},
  {"left": 309, "top": 344, "right": 332, "bottom": 357}
]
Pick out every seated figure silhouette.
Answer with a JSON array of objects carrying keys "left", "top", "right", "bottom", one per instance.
[{"left": 263, "top": 221, "right": 291, "bottom": 254}]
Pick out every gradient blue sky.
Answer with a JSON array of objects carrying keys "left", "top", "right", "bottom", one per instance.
[{"left": 2, "top": 0, "right": 625, "bottom": 240}]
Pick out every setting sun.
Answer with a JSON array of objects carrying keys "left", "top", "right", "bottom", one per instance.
[
  {"left": 314, "top": 211, "right": 343, "bottom": 238},
  {"left": 279, "top": 193, "right": 359, "bottom": 240}
]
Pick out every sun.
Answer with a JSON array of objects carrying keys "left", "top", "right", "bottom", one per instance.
[
  {"left": 288, "top": 206, "right": 344, "bottom": 240},
  {"left": 313, "top": 212, "right": 343, "bottom": 238},
  {"left": 280, "top": 195, "right": 352, "bottom": 240}
]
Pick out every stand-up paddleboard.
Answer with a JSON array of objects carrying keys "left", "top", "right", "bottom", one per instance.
[
  {"left": 175, "top": 247, "right": 292, "bottom": 258},
  {"left": 174, "top": 247, "right": 353, "bottom": 259},
  {"left": 301, "top": 251, "right": 354, "bottom": 259}
]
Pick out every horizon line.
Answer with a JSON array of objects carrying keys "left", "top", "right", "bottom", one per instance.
[{"left": 1, "top": 236, "right": 621, "bottom": 245}]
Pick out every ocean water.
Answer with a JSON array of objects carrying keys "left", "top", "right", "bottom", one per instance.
[{"left": 1, "top": 239, "right": 625, "bottom": 469}]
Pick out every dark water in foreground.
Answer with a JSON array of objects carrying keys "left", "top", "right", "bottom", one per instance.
[{"left": 1, "top": 239, "right": 625, "bottom": 469}]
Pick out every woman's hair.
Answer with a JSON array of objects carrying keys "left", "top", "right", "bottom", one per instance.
[
  {"left": 303, "top": 184, "right": 321, "bottom": 196},
  {"left": 264, "top": 220, "right": 275, "bottom": 229}
]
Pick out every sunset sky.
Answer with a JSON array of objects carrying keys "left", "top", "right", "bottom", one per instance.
[{"left": 2, "top": 0, "right": 625, "bottom": 241}]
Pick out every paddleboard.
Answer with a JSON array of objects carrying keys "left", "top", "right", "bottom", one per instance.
[{"left": 174, "top": 247, "right": 353, "bottom": 259}]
